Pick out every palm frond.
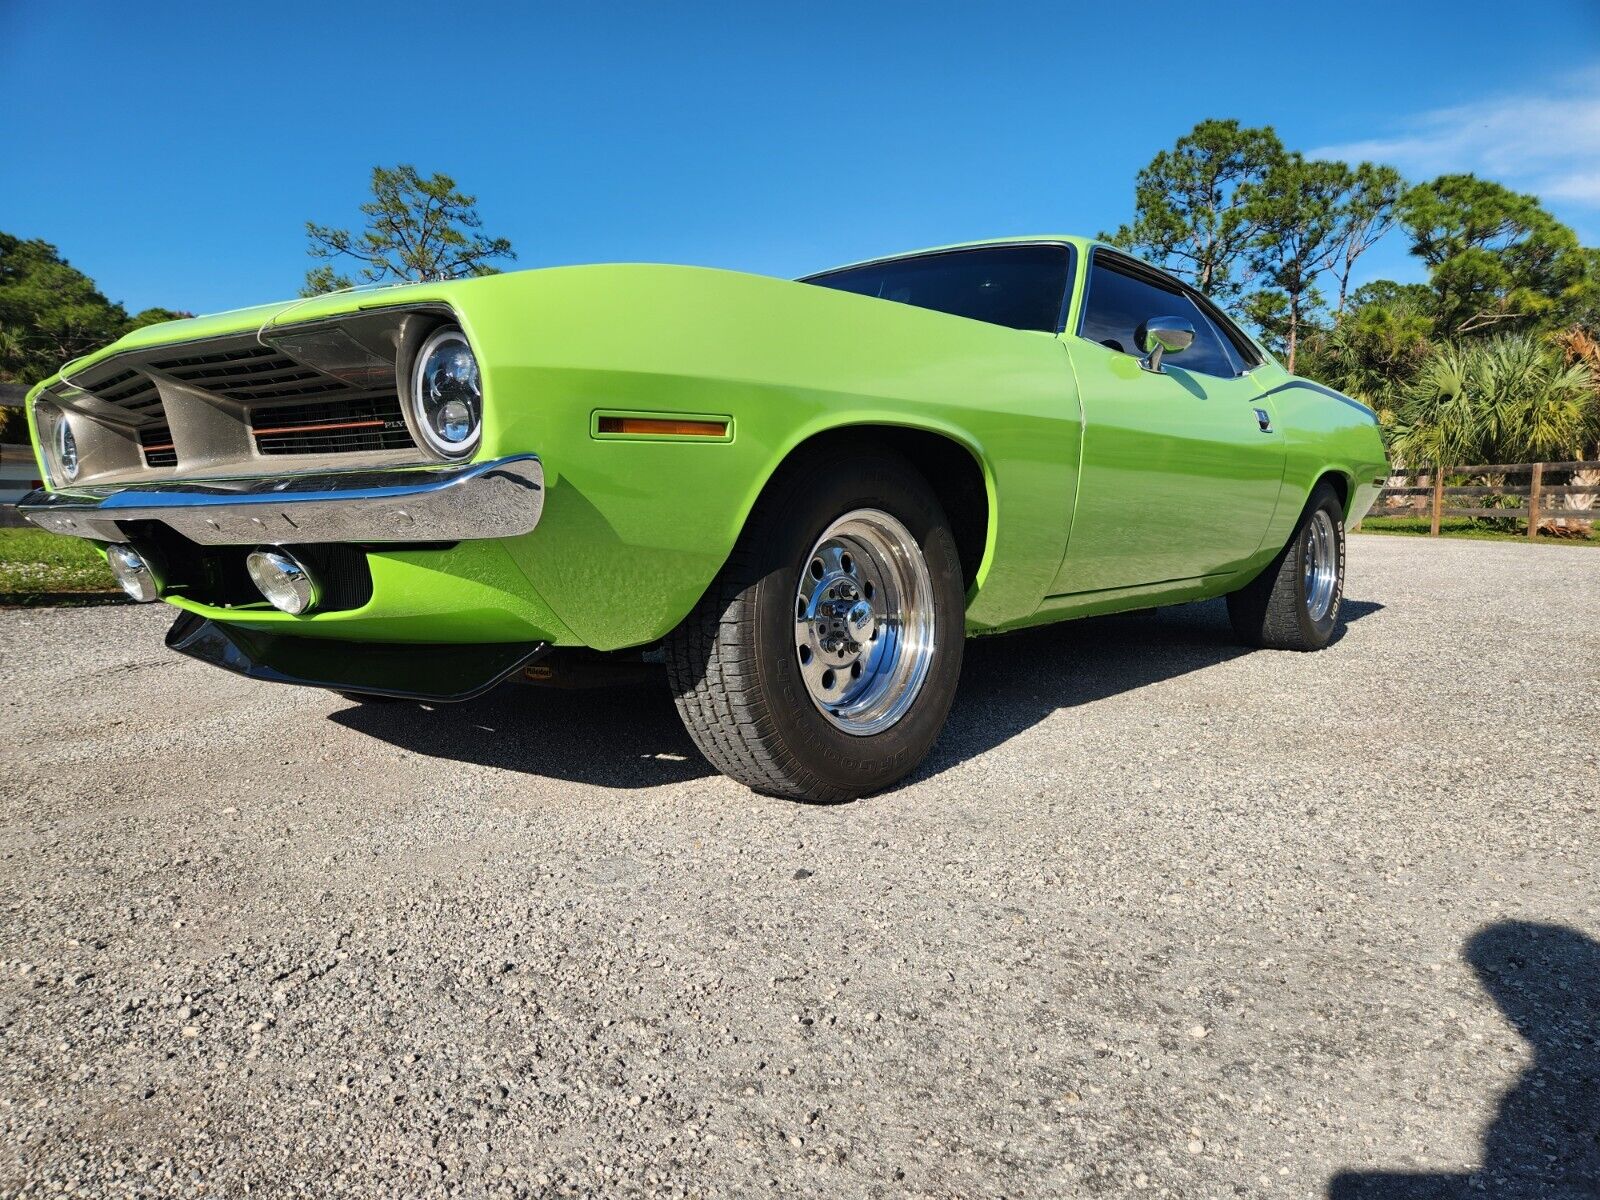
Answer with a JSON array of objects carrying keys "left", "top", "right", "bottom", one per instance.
[{"left": 1391, "top": 334, "right": 1599, "bottom": 465}]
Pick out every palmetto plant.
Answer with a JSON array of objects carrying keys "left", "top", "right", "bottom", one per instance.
[
  {"left": 1552, "top": 327, "right": 1600, "bottom": 529},
  {"left": 1389, "top": 334, "right": 1599, "bottom": 468}
]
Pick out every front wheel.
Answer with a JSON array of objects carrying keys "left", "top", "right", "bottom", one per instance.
[
  {"left": 665, "top": 448, "right": 966, "bottom": 802},
  {"left": 1226, "top": 481, "right": 1346, "bottom": 651}
]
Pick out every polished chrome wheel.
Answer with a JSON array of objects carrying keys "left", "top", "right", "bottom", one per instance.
[
  {"left": 668, "top": 448, "right": 965, "bottom": 799},
  {"left": 1226, "top": 482, "right": 1344, "bottom": 653},
  {"left": 1303, "top": 508, "right": 1339, "bottom": 622},
  {"left": 794, "top": 508, "right": 936, "bottom": 736}
]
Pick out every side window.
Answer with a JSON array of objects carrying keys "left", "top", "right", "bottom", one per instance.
[
  {"left": 804, "top": 244, "right": 1073, "bottom": 333},
  {"left": 1078, "top": 257, "right": 1237, "bottom": 378},
  {"left": 1199, "top": 309, "right": 1248, "bottom": 376},
  {"left": 1192, "top": 292, "right": 1264, "bottom": 371}
]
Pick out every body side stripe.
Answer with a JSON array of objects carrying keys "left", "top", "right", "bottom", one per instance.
[{"left": 1257, "top": 378, "right": 1379, "bottom": 423}]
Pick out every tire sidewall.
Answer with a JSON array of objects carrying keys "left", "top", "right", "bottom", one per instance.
[
  {"left": 750, "top": 454, "right": 965, "bottom": 795},
  {"left": 1293, "top": 489, "right": 1345, "bottom": 647}
]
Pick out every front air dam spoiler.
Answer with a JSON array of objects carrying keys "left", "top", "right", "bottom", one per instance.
[{"left": 166, "top": 611, "right": 551, "bottom": 702}]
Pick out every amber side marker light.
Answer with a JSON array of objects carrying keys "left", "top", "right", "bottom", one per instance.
[{"left": 596, "top": 416, "right": 729, "bottom": 438}]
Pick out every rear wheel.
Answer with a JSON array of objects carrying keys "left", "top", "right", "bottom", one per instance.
[
  {"left": 1226, "top": 481, "right": 1345, "bottom": 651},
  {"left": 665, "top": 449, "right": 965, "bottom": 802}
]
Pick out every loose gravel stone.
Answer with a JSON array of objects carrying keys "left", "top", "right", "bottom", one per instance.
[{"left": 0, "top": 536, "right": 1596, "bottom": 1196}]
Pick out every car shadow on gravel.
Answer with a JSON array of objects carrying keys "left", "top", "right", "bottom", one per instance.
[
  {"left": 1328, "top": 921, "right": 1600, "bottom": 1198},
  {"left": 912, "top": 595, "right": 1383, "bottom": 788},
  {"left": 329, "top": 677, "right": 718, "bottom": 789},
  {"left": 329, "top": 596, "right": 1382, "bottom": 793}
]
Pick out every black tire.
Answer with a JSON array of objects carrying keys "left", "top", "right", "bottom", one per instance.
[
  {"left": 1226, "top": 481, "right": 1346, "bottom": 651},
  {"left": 665, "top": 447, "right": 966, "bottom": 802}
]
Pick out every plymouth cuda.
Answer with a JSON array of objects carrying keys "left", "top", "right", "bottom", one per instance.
[{"left": 20, "top": 238, "right": 1387, "bottom": 800}]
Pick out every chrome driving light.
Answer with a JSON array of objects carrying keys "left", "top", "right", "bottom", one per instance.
[
  {"left": 106, "top": 544, "right": 163, "bottom": 602},
  {"left": 409, "top": 327, "right": 482, "bottom": 459},
  {"left": 246, "top": 547, "right": 320, "bottom": 615}
]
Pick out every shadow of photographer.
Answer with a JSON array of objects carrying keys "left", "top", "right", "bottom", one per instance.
[{"left": 1330, "top": 921, "right": 1600, "bottom": 1198}]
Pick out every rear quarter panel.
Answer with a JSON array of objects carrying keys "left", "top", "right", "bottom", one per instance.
[{"left": 1251, "top": 366, "right": 1389, "bottom": 552}]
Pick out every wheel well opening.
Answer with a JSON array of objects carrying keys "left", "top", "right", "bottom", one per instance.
[
  {"left": 775, "top": 425, "right": 990, "bottom": 589},
  {"left": 1316, "top": 470, "right": 1351, "bottom": 516}
]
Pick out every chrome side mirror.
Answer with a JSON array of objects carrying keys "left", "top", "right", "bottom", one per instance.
[{"left": 1136, "top": 317, "right": 1195, "bottom": 373}]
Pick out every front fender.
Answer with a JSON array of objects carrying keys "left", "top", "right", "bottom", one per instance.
[{"left": 447, "top": 265, "right": 1081, "bottom": 649}]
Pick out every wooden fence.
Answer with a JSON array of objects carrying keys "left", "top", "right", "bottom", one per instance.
[{"left": 1356, "top": 460, "right": 1600, "bottom": 539}]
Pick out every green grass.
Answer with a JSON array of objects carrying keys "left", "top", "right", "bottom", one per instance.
[
  {"left": 0, "top": 526, "right": 122, "bottom": 602},
  {"left": 1356, "top": 515, "right": 1600, "bottom": 546}
]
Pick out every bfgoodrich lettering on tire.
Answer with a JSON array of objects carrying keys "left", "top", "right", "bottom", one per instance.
[{"left": 665, "top": 447, "right": 966, "bottom": 802}]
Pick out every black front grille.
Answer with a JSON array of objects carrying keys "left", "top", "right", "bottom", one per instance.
[
  {"left": 90, "top": 369, "right": 163, "bottom": 414},
  {"left": 139, "top": 425, "right": 177, "bottom": 468},
  {"left": 289, "top": 544, "right": 376, "bottom": 611},
  {"left": 149, "top": 345, "right": 350, "bottom": 403},
  {"left": 249, "top": 394, "right": 413, "bottom": 456}
]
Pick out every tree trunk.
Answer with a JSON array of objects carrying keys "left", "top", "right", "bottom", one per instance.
[{"left": 1285, "top": 300, "right": 1299, "bottom": 374}]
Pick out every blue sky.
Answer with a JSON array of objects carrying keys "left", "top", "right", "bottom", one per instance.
[{"left": 3, "top": 1, "right": 1597, "bottom": 317}]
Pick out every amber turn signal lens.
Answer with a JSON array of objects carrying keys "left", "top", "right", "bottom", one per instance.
[{"left": 596, "top": 417, "right": 728, "bottom": 437}]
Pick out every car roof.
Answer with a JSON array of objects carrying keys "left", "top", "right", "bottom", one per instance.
[
  {"left": 804, "top": 235, "right": 1105, "bottom": 280},
  {"left": 801, "top": 236, "right": 1277, "bottom": 370}
]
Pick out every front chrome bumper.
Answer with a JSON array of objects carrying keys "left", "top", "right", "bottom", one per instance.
[{"left": 18, "top": 454, "right": 543, "bottom": 545}]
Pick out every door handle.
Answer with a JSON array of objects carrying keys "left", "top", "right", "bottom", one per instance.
[{"left": 1254, "top": 408, "right": 1272, "bottom": 433}]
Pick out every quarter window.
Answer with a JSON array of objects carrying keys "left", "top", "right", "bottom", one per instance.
[
  {"left": 1078, "top": 256, "right": 1239, "bottom": 378},
  {"left": 804, "top": 244, "right": 1073, "bottom": 333}
]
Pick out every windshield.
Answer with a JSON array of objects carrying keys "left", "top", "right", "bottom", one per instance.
[{"left": 802, "top": 243, "right": 1072, "bottom": 333}]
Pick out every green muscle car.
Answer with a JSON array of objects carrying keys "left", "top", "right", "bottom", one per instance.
[{"left": 20, "top": 237, "right": 1387, "bottom": 800}]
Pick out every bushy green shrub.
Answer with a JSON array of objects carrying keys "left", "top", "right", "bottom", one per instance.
[{"left": 1387, "top": 335, "right": 1598, "bottom": 466}]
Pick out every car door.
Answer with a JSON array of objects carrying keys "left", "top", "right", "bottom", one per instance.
[{"left": 1049, "top": 251, "right": 1285, "bottom": 596}]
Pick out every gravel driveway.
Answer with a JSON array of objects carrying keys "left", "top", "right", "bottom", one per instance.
[{"left": 2, "top": 535, "right": 1596, "bottom": 1198}]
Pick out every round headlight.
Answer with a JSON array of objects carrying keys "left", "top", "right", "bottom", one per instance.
[
  {"left": 246, "top": 547, "right": 320, "bottom": 615},
  {"left": 38, "top": 403, "right": 81, "bottom": 484},
  {"left": 410, "top": 328, "right": 482, "bottom": 459},
  {"left": 56, "top": 419, "right": 80, "bottom": 482}
]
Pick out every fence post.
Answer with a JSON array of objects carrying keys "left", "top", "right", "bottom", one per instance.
[
  {"left": 1527, "top": 462, "right": 1544, "bottom": 540},
  {"left": 1431, "top": 468, "right": 1444, "bottom": 536}
]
